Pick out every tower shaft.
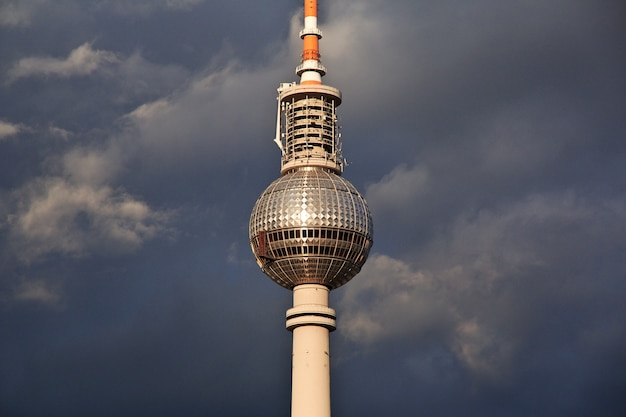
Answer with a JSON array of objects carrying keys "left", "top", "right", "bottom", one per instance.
[{"left": 287, "top": 284, "right": 336, "bottom": 417}]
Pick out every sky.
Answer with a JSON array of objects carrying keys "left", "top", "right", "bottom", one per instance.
[{"left": 0, "top": 0, "right": 624, "bottom": 416}]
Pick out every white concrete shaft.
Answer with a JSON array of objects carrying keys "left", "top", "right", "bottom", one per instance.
[
  {"left": 293, "top": 283, "right": 329, "bottom": 305},
  {"left": 300, "top": 71, "right": 322, "bottom": 84},
  {"left": 289, "top": 284, "right": 335, "bottom": 417},
  {"left": 292, "top": 325, "right": 331, "bottom": 417}
]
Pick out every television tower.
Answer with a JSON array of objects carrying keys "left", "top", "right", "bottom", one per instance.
[{"left": 249, "top": 1, "right": 373, "bottom": 416}]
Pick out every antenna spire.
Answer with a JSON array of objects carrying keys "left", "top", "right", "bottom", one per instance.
[{"left": 297, "top": 0, "right": 326, "bottom": 85}]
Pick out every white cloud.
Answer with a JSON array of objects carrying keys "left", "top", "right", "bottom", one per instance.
[
  {"left": 0, "top": 120, "right": 22, "bottom": 139},
  {"left": 8, "top": 42, "right": 120, "bottom": 82},
  {"left": 8, "top": 177, "right": 172, "bottom": 263}
]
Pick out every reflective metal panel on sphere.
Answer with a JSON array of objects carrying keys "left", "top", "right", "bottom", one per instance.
[{"left": 250, "top": 167, "right": 373, "bottom": 289}]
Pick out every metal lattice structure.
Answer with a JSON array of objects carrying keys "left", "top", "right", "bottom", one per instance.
[{"left": 277, "top": 84, "right": 344, "bottom": 175}]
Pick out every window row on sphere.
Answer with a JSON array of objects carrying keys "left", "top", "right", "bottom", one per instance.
[
  {"left": 266, "top": 227, "right": 364, "bottom": 242},
  {"left": 254, "top": 227, "right": 371, "bottom": 265}
]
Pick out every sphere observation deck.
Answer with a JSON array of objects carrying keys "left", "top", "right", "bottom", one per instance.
[{"left": 250, "top": 167, "right": 373, "bottom": 290}]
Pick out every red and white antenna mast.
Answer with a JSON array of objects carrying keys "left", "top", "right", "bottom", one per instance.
[{"left": 297, "top": 0, "right": 326, "bottom": 85}]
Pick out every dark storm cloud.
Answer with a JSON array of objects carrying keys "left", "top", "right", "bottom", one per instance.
[
  {"left": 1, "top": 0, "right": 624, "bottom": 416},
  {"left": 0, "top": 0, "right": 203, "bottom": 27}
]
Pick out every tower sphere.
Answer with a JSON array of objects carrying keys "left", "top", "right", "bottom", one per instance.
[{"left": 250, "top": 167, "right": 373, "bottom": 290}]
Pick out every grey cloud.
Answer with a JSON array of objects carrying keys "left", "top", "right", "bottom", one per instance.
[
  {"left": 7, "top": 42, "right": 120, "bottom": 82},
  {"left": 2, "top": 25, "right": 287, "bottom": 266},
  {"left": 366, "top": 164, "right": 430, "bottom": 218},
  {"left": 93, "top": 0, "right": 205, "bottom": 16},
  {"left": 59, "top": 139, "right": 130, "bottom": 187},
  {"left": 114, "top": 52, "right": 190, "bottom": 102},
  {"left": 122, "top": 62, "right": 284, "bottom": 172},
  {"left": 0, "top": 120, "right": 23, "bottom": 139},
  {"left": 13, "top": 279, "right": 62, "bottom": 305},
  {"left": 7, "top": 177, "right": 173, "bottom": 263},
  {"left": 0, "top": 0, "right": 205, "bottom": 28},
  {"left": 0, "top": 121, "right": 73, "bottom": 142},
  {"left": 320, "top": 0, "right": 623, "bottom": 154},
  {"left": 363, "top": 84, "right": 620, "bottom": 253},
  {"left": 339, "top": 192, "right": 626, "bottom": 377},
  {"left": 0, "top": 0, "right": 46, "bottom": 27},
  {"left": 48, "top": 126, "right": 73, "bottom": 140}
]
